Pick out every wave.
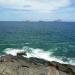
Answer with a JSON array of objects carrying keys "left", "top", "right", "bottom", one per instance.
[
  {"left": 0, "top": 43, "right": 31, "bottom": 45},
  {"left": 3, "top": 46, "right": 75, "bottom": 65}
]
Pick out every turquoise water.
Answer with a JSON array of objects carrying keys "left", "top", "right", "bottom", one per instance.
[{"left": 0, "top": 21, "right": 75, "bottom": 64}]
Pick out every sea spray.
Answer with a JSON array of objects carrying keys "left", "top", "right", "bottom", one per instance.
[{"left": 3, "top": 46, "right": 75, "bottom": 65}]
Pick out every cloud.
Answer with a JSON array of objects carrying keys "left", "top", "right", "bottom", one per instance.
[
  {"left": 0, "top": 0, "right": 70, "bottom": 12},
  {"left": 0, "top": 0, "right": 74, "bottom": 21}
]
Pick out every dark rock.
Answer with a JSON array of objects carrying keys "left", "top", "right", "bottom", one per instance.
[{"left": 17, "top": 52, "right": 27, "bottom": 56}]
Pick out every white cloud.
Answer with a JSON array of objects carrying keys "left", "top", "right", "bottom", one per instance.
[{"left": 0, "top": 0, "right": 70, "bottom": 12}]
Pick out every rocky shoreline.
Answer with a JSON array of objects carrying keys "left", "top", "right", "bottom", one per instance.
[{"left": 0, "top": 54, "right": 75, "bottom": 75}]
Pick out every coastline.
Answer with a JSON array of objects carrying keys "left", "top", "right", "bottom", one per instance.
[{"left": 0, "top": 54, "right": 75, "bottom": 75}]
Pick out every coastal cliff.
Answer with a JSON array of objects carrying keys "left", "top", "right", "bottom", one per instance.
[{"left": 0, "top": 54, "right": 75, "bottom": 75}]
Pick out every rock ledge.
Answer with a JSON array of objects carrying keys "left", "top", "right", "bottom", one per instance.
[{"left": 0, "top": 54, "right": 75, "bottom": 75}]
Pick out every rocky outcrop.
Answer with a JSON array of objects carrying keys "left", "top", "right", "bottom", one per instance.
[
  {"left": 0, "top": 54, "right": 75, "bottom": 75},
  {"left": 17, "top": 52, "right": 27, "bottom": 56}
]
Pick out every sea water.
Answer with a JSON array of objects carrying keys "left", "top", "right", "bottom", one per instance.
[{"left": 0, "top": 21, "right": 75, "bottom": 65}]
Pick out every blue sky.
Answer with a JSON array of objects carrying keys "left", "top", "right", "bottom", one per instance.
[{"left": 0, "top": 0, "right": 75, "bottom": 21}]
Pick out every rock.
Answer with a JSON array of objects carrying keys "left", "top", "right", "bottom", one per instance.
[
  {"left": 0, "top": 54, "right": 75, "bottom": 75},
  {"left": 17, "top": 52, "right": 27, "bottom": 56}
]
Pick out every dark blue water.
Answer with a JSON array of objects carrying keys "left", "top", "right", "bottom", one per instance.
[{"left": 0, "top": 21, "right": 75, "bottom": 64}]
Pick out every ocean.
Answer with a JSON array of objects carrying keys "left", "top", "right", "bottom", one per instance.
[{"left": 0, "top": 21, "right": 75, "bottom": 65}]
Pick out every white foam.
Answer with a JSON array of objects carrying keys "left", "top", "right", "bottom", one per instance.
[
  {"left": 25, "top": 43, "right": 31, "bottom": 45},
  {"left": 3, "top": 46, "right": 75, "bottom": 65},
  {"left": 4, "top": 48, "right": 25, "bottom": 56}
]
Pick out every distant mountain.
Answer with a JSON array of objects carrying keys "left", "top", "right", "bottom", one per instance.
[{"left": 53, "top": 19, "right": 62, "bottom": 22}]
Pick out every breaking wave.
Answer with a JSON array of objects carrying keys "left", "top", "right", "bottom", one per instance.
[{"left": 3, "top": 46, "right": 75, "bottom": 65}]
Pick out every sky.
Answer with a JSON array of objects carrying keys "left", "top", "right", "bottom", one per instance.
[{"left": 0, "top": 0, "right": 75, "bottom": 21}]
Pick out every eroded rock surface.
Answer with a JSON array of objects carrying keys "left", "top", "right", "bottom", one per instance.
[{"left": 0, "top": 54, "right": 75, "bottom": 75}]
